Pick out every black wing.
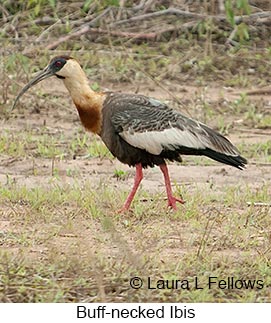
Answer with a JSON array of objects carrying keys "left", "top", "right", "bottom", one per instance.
[{"left": 104, "top": 93, "right": 247, "bottom": 169}]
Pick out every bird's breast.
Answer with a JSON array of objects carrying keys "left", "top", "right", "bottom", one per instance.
[{"left": 73, "top": 93, "right": 105, "bottom": 134}]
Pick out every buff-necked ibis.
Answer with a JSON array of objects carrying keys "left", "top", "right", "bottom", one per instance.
[{"left": 12, "top": 56, "right": 247, "bottom": 211}]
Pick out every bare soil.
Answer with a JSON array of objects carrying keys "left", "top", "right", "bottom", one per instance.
[{"left": 2, "top": 79, "right": 271, "bottom": 194}]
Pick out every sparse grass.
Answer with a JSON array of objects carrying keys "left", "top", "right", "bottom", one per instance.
[
  {"left": 0, "top": 129, "right": 113, "bottom": 160},
  {"left": 113, "top": 169, "right": 129, "bottom": 180},
  {"left": 239, "top": 141, "right": 271, "bottom": 162},
  {"left": 0, "top": 181, "right": 271, "bottom": 302}
]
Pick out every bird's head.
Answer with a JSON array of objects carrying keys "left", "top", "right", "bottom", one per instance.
[{"left": 12, "top": 56, "right": 81, "bottom": 110}]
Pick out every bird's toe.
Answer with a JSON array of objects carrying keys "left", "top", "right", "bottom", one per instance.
[{"left": 167, "top": 196, "right": 185, "bottom": 210}]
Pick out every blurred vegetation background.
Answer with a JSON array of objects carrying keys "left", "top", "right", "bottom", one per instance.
[
  {"left": 1, "top": 0, "right": 270, "bottom": 89},
  {"left": 0, "top": 0, "right": 270, "bottom": 128}
]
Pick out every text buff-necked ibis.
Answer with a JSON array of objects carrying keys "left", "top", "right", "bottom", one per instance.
[{"left": 12, "top": 56, "right": 247, "bottom": 211}]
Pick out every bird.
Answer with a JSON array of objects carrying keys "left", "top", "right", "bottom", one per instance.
[{"left": 12, "top": 56, "right": 247, "bottom": 211}]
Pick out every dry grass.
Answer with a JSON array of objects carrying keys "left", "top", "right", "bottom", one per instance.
[{"left": 1, "top": 179, "right": 271, "bottom": 302}]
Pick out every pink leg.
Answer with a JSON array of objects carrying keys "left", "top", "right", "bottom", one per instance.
[
  {"left": 159, "top": 164, "right": 185, "bottom": 210},
  {"left": 118, "top": 164, "right": 143, "bottom": 212}
]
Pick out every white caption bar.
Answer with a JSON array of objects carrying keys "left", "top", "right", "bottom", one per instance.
[{"left": 1, "top": 303, "right": 270, "bottom": 322}]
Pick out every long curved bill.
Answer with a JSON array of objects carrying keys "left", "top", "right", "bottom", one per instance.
[{"left": 11, "top": 65, "right": 54, "bottom": 110}]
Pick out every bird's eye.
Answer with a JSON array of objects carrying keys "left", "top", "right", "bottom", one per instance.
[{"left": 54, "top": 60, "right": 63, "bottom": 67}]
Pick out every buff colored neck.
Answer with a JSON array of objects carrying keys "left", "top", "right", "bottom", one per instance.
[{"left": 62, "top": 67, "right": 105, "bottom": 134}]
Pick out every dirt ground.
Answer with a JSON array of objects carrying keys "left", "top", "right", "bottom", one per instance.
[{"left": 2, "top": 78, "right": 271, "bottom": 192}]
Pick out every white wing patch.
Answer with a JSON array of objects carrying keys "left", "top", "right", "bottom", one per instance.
[{"left": 120, "top": 127, "right": 206, "bottom": 155}]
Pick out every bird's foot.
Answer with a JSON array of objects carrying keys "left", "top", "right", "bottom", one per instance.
[
  {"left": 116, "top": 205, "right": 130, "bottom": 213},
  {"left": 167, "top": 196, "right": 185, "bottom": 210}
]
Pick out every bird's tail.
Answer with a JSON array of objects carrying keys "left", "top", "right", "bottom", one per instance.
[{"left": 203, "top": 148, "right": 247, "bottom": 170}]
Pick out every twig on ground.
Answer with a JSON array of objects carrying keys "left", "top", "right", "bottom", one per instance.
[
  {"left": 46, "top": 7, "right": 113, "bottom": 50},
  {"left": 88, "top": 28, "right": 158, "bottom": 40},
  {"left": 110, "top": 8, "right": 208, "bottom": 27},
  {"left": 243, "top": 88, "right": 271, "bottom": 96},
  {"left": 133, "top": 0, "right": 156, "bottom": 12},
  {"left": 247, "top": 202, "right": 271, "bottom": 207},
  {"left": 35, "top": 18, "right": 62, "bottom": 43},
  {"left": 110, "top": 8, "right": 271, "bottom": 27},
  {"left": 225, "top": 25, "right": 238, "bottom": 47}
]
